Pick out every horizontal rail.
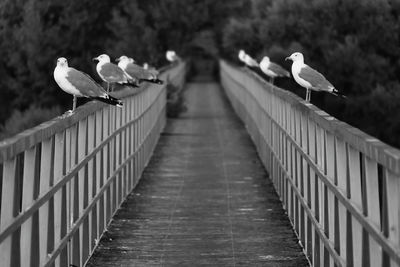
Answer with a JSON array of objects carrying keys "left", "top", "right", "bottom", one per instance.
[
  {"left": 0, "top": 61, "right": 187, "bottom": 267},
  {"left": 0, "top": 62, "right": 183, "bottom": 162},
  {"left": 220, "top": 59, "right": 400, "bottom": 267}
]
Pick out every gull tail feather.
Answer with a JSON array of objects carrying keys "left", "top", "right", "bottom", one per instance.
[
  {"left": 126, "top": 80, "right": 140, "bottom": 87},
  {"left": 331, "top": 88, "right": 347, "bottom": 99},
  {"left": 93, "top": 95, "right": 123, "bottom": 107},
  {"left": 139, "top": 78, "right": 164, "bottom": 85}
]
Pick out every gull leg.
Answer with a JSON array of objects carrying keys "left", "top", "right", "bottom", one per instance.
[
  {"left": 270, "top": 77, "right": 274, "bottom": 84},
  {"left": 305, "top": 89, "right": 310, "bottom": 102},
  {"left": 73, "top": 95, "right": 77, "bottom": 110},
  {"left": 107, "top": 83, "right": 110, "bottom": 93}
]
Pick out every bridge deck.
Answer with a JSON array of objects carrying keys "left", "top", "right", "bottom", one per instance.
[{"left": 86, "top": 82, "right": 308, "bottom": 266}]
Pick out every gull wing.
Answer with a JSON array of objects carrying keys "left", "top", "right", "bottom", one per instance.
[
  {"left": 66, "top": 68, "right": 107, "bottom": 97},
  {"left": 298, "top": 65, "right": 334, "bottom": 91}
]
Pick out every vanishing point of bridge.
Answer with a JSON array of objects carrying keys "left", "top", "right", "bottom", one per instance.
[{"left": 0, "top": 60, "right": 400, "bottom": 267}]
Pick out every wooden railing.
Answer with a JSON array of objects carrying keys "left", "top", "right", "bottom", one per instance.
[
  {"left": 220, "top": 60, "right": 400, "bottom": 267},
  {"left": 0, "top": 61, "right": 186, "bottom": 267}
]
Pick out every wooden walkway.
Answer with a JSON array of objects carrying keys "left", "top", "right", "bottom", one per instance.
[{"left": 86, "top": 82, "right": 308, "bottom": 266}]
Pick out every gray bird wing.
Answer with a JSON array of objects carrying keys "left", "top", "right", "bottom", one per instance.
[
  {"left": 66, "top": 68, "right": 106, "bottom": 97},
  {"left": 125, "top": 63, "right": 153, "bottom": 79},
  {"left": 269, "top": 62, "right": 290, "bottom": 77},
  {"left": 99, "top": 63, "right": 126, "bottom": 81},
  {"left": 298, "top": 65, "right": 334, "bottom": 91}
]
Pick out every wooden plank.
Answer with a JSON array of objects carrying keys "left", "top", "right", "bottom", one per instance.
[
  {"left": 20, "top": 146, "right": 38, "bottom": 267},
  {"left": 363, "top": 155, "right": 381, "bottom": 267},
  {"left": 0, "top": 157, "right": 18, "bottom": 267},
  {"left": 77, "top": 118, "right": 89, "bottom": 266},
  {"left": 386, "top": 170, "right": 400, "bottom": 267},
  {"left": 95, "top": 110, "right": 103, "bottom": 240},
  {"left": 335, "top": 138, "right": 347, "bottom": 262},
  {"left": 348, "top": 146, "right": 363, "bottom": 267},
  {"left": 87, "top": 114, "right": 96, "bottom": 253},
  {"left": 53, "top": 131, "right": 65, "bottom": 267},
  {"left": 38, "top": 138, "right": 54, "bottom": 266}
]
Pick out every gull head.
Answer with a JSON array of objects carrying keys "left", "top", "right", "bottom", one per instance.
[
  {"left": 56, "top": 57, "right": 68, "bottom": 67},
  {"left": 285, "top": 52, "right": 304, "bottom": 62},
  {"left": 261, "top": 56, "right": 270, "bottom": 64},
  {"left": 115, "top": 55, "right": 129, "bottom": 63},
  {"left": 93, "top": 54, "right": 110, "bottom": 63},
  {"left": 238, "top": 50, "right": 246, "bottom": 61},
  {"left": 166, "top": 50, "right": 176, "bottom": 56}
]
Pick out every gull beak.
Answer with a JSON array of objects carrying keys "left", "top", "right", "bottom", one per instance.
[
  {"left": 92, "top": 57, "right": 99, "bottom": 61},
  {"left": 285, "top": 56, "right": 291, "bottom": 61},
  {"left": 115, "top": 57, "right": 121, "bottom": 62}
]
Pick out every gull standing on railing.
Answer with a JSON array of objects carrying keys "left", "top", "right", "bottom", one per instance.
[
  {"left": 243, "top": 52, "right": 259, "bottom": 68},
  {"left": 143, "top": 62, "right": 160, "bottom": 78},
  {"left": 116, "top": 56, "right": 164, "bottom": 85},
  {"left": 166, "top": 50, "right": 180, "bottom": 62},
  {"left": 53, "top": 57, "right": 123, "bottom": 111},
  {"left": 238, "top": 50, "right": 246, "bottom": 64},
  {"left": 93, "top": 54, "right": 138, "bottom": 92},
  {"left": 259, "top": 56, "right": 290, "bottom": 84},
  {"left": 285, "top": 52, "right": 344, "bottom": 102}
]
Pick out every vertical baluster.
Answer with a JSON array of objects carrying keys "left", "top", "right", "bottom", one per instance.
[
  {"left": 385, "top": 169, "right": 400, "bottom": 267},
  {"left": 1, "top": 157, "right": 18, "bottom": 267},
  {"left": 103, "top": 107, "right": 110, "bottom": 225},
  {"left": 53, "top": 131, "right": 65, "bottom": 267},
  {"left": 77, "top": 118, "right": 88, "bottom": 265},
  {"left": 325, "top": 131, "right": 335, "bottom": 267},
  {"left": 300, "top": 113, "right": 309, "bottom": 254},
  {"left": 348, "top": 146, "right": 363, "bottom": 267},
  {"left": 95, "top": 109, "right": 104, "bottom": 238},
  {"left": 335, "top": 138, "right": 348, "bottom": 263},
  {"left": 38, "top": 138, "right": 53, "bottom": 266},
  {"left": 87, "top": 114, "right": 96, "bottom": 252},
  {"left": 20, "top": 146, "right": 39, "bottom": 267},
  {"left": 68, "top": 124, "right": 79, "bottom": 267},
  {"left": 121, "top": 99, "right": 127, "bottom": 197},
  {"left": 315, "top": 125, "right": 325, "bottom": 266},
  {"left": 115, "top": 108, "right": 121, "bottom": 206},
  {"left": 363, "top": 155, "right": 381, "bottom": 266}
]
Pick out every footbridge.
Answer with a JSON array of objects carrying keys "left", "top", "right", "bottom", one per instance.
[{"left": 0, "top": 60, "right": 399, "bottom": 267}]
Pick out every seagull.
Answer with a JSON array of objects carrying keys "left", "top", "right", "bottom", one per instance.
[
  {"left": 285, "top": 52, "right": 344, "bottom": 102},
  {"left": 243, "top": 53, "right": 259, "bottom": 68},
  {"left": 259, "top": 56, "right": 290, "bottom": 84},
  {"left": 53, "top": 57, "right": 123, "bottom": 111},
  {"left": 166, "top": 50, "right": 180, "bottom": 62},
  {"left": 143, "top": 62, "right": 160, "bottom": 78},
  {"left": 93, "top": 54, "right": 138, "bottom": 92},
  {"left": 116, "top": 56, "right": 163, "bottom": 85},
  {"left": 238, "top": 50, "right": 246, "bottom": 63}
]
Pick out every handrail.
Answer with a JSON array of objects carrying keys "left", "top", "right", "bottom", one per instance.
[
  {"left": 220, "top": 59, "right": 400, "bottom": 267},
  {"left": 0, "top": 61, "right": 187, "bottom": 267},
  {"left": 0, "top": 62, "right": 182, "bottom": 162}
]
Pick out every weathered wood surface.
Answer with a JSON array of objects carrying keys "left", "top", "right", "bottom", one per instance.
[{"left": 86, "top": 82, "right": 308, "bottom": 266}]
